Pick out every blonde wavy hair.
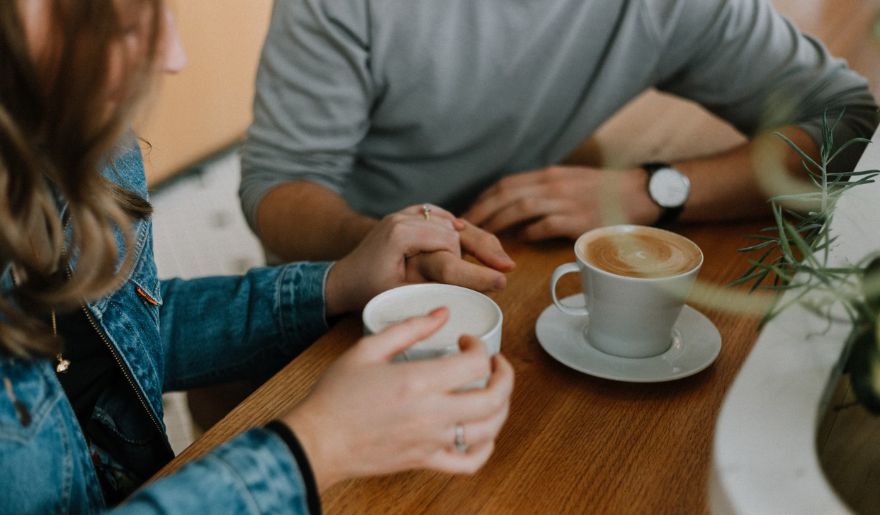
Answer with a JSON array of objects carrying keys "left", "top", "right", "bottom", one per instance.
[{"left": 0, "top": 0, "right": 163, "bottom": 357}]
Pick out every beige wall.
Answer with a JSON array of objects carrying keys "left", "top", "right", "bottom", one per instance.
[{"left": 137, "top": 0, "right": 273, "bottom": 186}]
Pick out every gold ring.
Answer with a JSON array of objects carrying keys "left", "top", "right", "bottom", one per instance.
[{"left": 422, "top": 204, "right": 432, "bottom": 221}]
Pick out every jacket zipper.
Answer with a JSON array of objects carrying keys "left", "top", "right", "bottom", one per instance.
[
  {"left": 63, "top": 267, "right": 167, "bottom": 441},
  {"left": 55, "top": 208, "right": 167, "bottom": 440}
]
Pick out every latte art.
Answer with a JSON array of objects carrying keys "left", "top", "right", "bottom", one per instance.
[{"left": 582, "top": 228, "right": 701, "bottom": 278}]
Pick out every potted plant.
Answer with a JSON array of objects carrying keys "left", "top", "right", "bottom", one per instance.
[{"left": 734, "top": 111, "right": 880, "bottom": 412}]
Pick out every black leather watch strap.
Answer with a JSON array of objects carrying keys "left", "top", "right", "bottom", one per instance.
[{"left": 643, "top": 162, "right": 685, "bottom": 227}]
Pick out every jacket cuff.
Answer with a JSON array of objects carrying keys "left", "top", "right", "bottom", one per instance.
[
  {"left": 276, "top": 262, "right": 333, "bottom": 347},
  {"left": 204, "top": 428, "right": 314, "bottom": 513}
]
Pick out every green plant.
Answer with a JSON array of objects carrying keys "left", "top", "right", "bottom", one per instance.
[{"left": 735, "top": 111, "right": 880, "bottom": 412}]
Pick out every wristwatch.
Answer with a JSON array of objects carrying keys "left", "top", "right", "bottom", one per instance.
[{"left": 643, "top": 162, "right": 690, "bottom": 226}]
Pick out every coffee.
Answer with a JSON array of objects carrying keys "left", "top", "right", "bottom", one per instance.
[
  {"left": 551, "top": 225, "right": 703, "bottom": 358},
  {"left": 580, "top": 227, "right": 701, "bottom": 279}
]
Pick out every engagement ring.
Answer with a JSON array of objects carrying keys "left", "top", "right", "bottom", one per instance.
[{"left": 454, "top": 423, "right": 467, "bottom": 453}]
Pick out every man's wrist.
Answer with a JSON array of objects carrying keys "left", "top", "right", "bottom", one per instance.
[
  {"left": 256, "top": 182, "right": 379, "bottom": 261},
  {"left": 623, "top": 168, "right": 663, "bottom": 225},
  {"left": 338, "top": 215, "right": 377, "bottom": 252}
]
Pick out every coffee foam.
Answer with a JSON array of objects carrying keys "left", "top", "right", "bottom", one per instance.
[
  {"left": 580, "top": 227, "right": 701, "bottom": 278},
  {"left": 366, "top": 288, "right": 500, "bottom": 350}
]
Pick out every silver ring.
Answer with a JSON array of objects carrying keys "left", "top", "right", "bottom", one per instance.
[
  {"left": 422, "top": 204, "right": 432, "bottom": 221},
  {"left": 454, "top": 423, "right": 467, "bottom": 453}
]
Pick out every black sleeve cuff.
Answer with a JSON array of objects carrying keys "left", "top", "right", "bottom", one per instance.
[{"left": 265, "top": 420, "right": 322, "bottom": 515}]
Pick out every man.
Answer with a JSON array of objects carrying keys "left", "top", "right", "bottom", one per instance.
[{"left": 240, "top": 0, "right": 878, "bottom": 289}]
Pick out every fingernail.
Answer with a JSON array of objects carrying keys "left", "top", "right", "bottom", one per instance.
[
  {"left": 429, "top": 307, "right": 448, "bottom": 318},
  {"left": 493, "top": 276, "right": 506, "bottom": 291},
  {"left": 453, "top": 219, "right": 466, "bottom": 230}
]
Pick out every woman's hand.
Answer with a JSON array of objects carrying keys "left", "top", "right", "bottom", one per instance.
[
  {"left": 325, "top": 204, "right": 514, "bottom": 316},
  {"left": 282, "top": 309, "right": 515, "bottom": 491}
]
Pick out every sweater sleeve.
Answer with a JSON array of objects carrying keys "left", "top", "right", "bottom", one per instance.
[
  {"left": 648, "top": 0, "right": 878, "bottom": 169},
  {"left": 239, "top": 0, "right": 373, "bottom": 231}
]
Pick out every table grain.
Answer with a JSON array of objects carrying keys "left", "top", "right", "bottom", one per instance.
[{"left": 156, "top": 222, "right": 769, "bottom": 514}]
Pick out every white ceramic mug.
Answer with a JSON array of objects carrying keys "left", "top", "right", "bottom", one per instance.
[
  {"left": 550, "top": 225, "right": 703, "bottom": 358},
  {"left": 363, "top": 284, "right": 503, "bottom": 386}
]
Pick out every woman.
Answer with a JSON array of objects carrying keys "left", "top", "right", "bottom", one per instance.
[{"left": 0, "top": 1, "right": 514, "bottom": 513}]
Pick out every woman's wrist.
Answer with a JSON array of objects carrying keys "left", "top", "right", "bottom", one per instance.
[
  {"left": 265, "top": 420, "right": 323, "bottom": 514},
  {"left": 324, "top": 259, "right": 356, "bottom": 318},
  {"left": 280, "top": 408, "right": 344, "bottom": 492}
]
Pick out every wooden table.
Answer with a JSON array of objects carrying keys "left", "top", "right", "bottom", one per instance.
[{"left": 156, "top": 221, "right": 772, "bottom": 513}]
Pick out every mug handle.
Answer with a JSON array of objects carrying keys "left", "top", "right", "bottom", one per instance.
[{"left": 550, "top": 263, "right": 589, "bottom": 316}]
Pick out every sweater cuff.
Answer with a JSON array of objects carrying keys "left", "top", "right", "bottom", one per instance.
[{"left": 265, "top": 420, "right": 322, "bottom": 515}]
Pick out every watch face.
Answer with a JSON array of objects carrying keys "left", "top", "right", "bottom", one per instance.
[{"left": 648, "top": 168, "right": 690, "bottom": 209}]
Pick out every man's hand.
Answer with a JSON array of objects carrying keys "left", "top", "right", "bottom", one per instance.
[
  {"left": 406, "top": 220, "right": 515, "bottom": 292},
  {"left": 463, "top": 166, "right": 661, "bottom": 241}
]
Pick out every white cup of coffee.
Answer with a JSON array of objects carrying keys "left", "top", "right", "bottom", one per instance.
[
  {"left": 363, "top": 284, "right": 502, "bottom": 385},
  {"left": 550, "top": 225, "right": 703, "bottom": 358}
]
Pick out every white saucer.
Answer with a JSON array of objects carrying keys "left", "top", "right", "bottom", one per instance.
[{"left": 535, "top": 294, "right": 721, "bottom": 383}]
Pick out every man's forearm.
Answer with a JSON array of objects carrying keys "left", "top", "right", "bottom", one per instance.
[
  {"left": 673, "top": 126, "right": 821, "bottom": 222},
  {"left": 256, "top": 182, "right": 377, "bottom": 261}
]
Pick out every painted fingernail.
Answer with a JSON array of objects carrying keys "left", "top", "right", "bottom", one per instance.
[{"left": 429, "top": 307, "right": 448, "bottom": 318}]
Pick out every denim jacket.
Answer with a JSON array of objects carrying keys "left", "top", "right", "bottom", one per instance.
[{"left": 0, "top": 144, "right": 331, "bottom": 513}]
